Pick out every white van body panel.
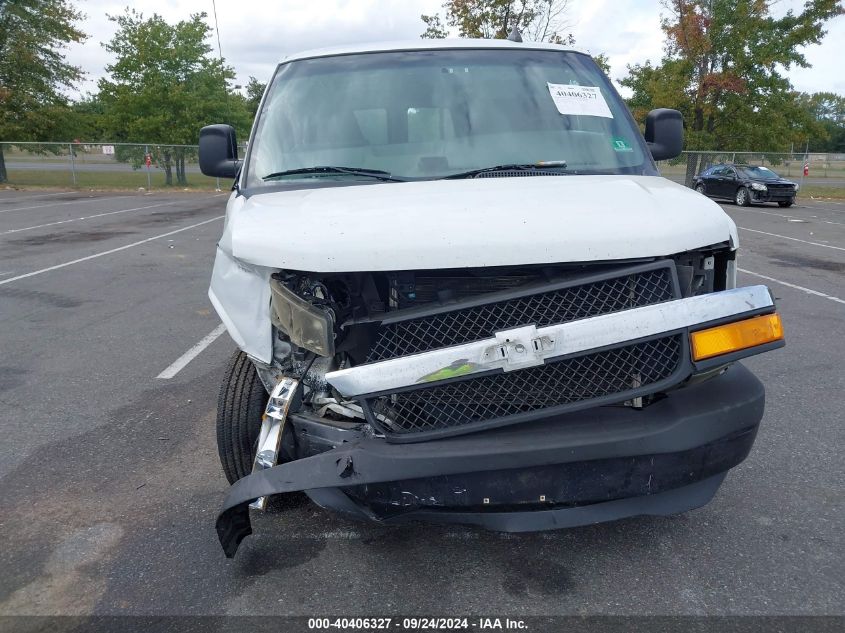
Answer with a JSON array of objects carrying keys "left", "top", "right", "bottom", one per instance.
[{"left": 227, "top": 176, "right": 737, "bottom": 272}]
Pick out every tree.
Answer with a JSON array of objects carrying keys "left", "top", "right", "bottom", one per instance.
[
  {"left": 0, "top": 0, "right": 86, "bottom": 183},
  {"left": 620, "top": 0, "right": 843, "bottom": 176},
  {"left": 66, "top": 95, "right": 109, "bottom": 142},
  {"left": 592, "top": 53, "right": 611, "bottom": 76},
  {"left": 421, "top": 0, "right": 574, "bottom": 43},
  {"left": 421, "top": 13, "right": 448, "bottom": 38},
  {"left": 797, "top": 92, "right": 845, "bottom": 152},
  {"left": 417, "top": 2, "right": 616, "bottom": 75},
  {"left": 97, "top": 9, "right": 248, "bottom": 186},
  {"left": 244, "top": 76, "right": 267, "bottom": 119}
]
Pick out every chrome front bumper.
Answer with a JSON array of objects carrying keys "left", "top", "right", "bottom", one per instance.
[{"left": 326, "top": 285, "right": 776, "bottom": 397}]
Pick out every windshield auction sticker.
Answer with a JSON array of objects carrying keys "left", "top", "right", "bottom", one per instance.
[
  {"left": 547, "top": 83, "right": 613, "bottom": 118},
  {"left": 612, "top": 137, "right": 634, "bottom": 151}
]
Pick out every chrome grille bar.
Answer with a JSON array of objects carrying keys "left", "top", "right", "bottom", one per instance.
[{"left": 326, "top": 285, "right": 775, "bottom": 397}]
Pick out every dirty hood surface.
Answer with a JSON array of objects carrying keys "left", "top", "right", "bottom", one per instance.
[{"left": 229, "top": 175, "right": 737, "bottom": 272}]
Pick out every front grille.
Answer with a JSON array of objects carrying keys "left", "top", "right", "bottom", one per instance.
[
  {"left": 764, "top": 186, "right": 794, "bottom": 198},
  {"left": 366, "top": 265, "right": 675, "bottom": 362},
  {"left": 367, "top": 334, "right": 684, "bottom": 436}
]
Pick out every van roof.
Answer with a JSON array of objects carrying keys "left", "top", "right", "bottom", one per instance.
[{"left": 280, "top": 38, "right": 584, "bottom": 64}]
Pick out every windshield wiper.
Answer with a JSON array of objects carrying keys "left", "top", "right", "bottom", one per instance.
[
  {"left": 442, "top": 162, "right": 569, "bottom": 180},
  {"left": 262, "top": 166, "right": 405, "bottom": 182}
]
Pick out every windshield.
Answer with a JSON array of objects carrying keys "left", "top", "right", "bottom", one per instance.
[
  {"left": 244, "top": 48, "right": 653, "bottom": 189},
  {"left": 738, "top": 165, "right": 780, "bottom": 180}
]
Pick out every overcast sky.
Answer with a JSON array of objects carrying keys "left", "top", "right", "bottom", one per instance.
[{"left": 65, "top": 0, "right": 845, "bottom": 98}]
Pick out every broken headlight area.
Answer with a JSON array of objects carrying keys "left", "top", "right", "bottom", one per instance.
[
  {"left": 258, "top": 246, "right": 744, "bottom": 440},
  {"left": 262, "top": 271, "right": 364, "bottom": 424},
  {"left": 269, "top": 272, "right": 352, "bottom": 357}
]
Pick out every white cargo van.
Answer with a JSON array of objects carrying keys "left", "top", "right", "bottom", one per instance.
[{"left": 199, "top": 39, "right": 785, "bottom": 557}]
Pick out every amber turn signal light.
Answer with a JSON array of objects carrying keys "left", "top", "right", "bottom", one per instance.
[{"left": 691, "top": 313, "right": 784, "bottom": 361}]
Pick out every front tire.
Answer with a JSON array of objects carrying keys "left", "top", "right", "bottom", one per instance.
[
  {"left": 216, "top": 351, "right": 306, "bottom": 506},
  {"left": 695, "top": 183, "right": 706, "bottom": 195},
  {"left": 735, "top": 187, "right": 751, "bottom": 207},
  {"left": 778, "top": 199, "right": 794, "bottom": 208},
  {"left": 217, "top": 351, "right": 267, "bottom": 482}
]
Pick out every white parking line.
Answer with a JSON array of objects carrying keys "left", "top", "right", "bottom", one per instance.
[
  {"left": 156, "top": 324, "right": 227, "bottom": 379},
  {"left": 732, "top": 207, "right": 845, "bottom": 227},
  {"left": 739, "top": 268, "right": 845, "bottom": 305},
  {"left": 0, "top": 215, "right": 224, "bottom": 286},
  {"left": 737, "top": 227, "right": 845, "bottom": 251},
  {"left": 0, "top": 194, "right": 132, "bottom": 214},
  {"left": 0, "top": 200, "right": 187, "bottom": 235}
]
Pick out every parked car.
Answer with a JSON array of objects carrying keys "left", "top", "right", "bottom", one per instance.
[
  {"left": 693, "top": 163, "right": 798, "bottom": 207},
  {"left": 200, "top": 39, "right": 785, "bottom": 558}
]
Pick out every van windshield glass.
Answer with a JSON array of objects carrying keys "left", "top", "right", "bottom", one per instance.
[{"left": 245, "top": 48, "right": 652, "bottom": 188}]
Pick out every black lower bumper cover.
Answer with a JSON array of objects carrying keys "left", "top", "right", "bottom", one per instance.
[
  {"left": 216, "top": 363, "right": 765, "bottom": 557},
  {"left": 754, "top": 191, "right": 794, "bottom": 202}
]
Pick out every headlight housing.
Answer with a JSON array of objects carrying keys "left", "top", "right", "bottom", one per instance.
[
  {"left": 794, "top": 184, "right": 800, "bottom": 192},
  {"left": 270, "top": 279, "right": 335, "bottom": 357},
  {"left": 750, "top": 182, "right": 767, "bottom": 192}
]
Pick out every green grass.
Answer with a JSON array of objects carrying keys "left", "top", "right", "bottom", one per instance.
[
  {"left": 4, "top": 169, "right": 225, "bottom": 192},
  {"left": 799, "top": 185, "right": 845, "bottom": 199}
]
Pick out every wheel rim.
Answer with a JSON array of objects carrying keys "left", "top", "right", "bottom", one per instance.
[
  {"left": 696, "top": 185, "right": 705, "bottom": 194},
  {"left": 737, "top": 189, "right": 746, "bottom": 205}
]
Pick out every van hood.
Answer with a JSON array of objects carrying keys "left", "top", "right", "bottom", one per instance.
[{"left": 227, "top": 175, "right": 737, "bottom": 272}]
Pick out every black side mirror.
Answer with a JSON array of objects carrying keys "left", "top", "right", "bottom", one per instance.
[
  {"left": 199, "top": 124, "right": 240, "bottom": 178},
  {"left": 644, "top": 109, "right": 683, "bottom": 161}
]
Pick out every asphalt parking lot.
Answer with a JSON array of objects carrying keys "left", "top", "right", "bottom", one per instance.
[{"left": 0, "top": 187, "right": 842, "bottom": 618}]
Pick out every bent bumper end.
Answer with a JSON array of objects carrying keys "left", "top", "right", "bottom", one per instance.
[{"left": 217, "top": 504, "right": 252, "bottom": 559}]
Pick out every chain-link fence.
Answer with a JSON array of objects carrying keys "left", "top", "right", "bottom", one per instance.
[
  {"left": 0, "top": 142, "right": 248, "bottom": 191},
  {"left": 656, "top": 151, "right": 845, "bottom": 189},
  {"left": 2, "top": 142, "right": 844, "bottom": 193}
]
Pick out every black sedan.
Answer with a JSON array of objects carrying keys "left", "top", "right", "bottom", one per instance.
[{"left": 692, "top": 163, "right": 798, "bottom": 207}]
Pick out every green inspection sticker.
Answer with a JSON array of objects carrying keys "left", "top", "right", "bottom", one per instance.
[{"left": 612, "top": 137, "right": 634, "bottom": 152}]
